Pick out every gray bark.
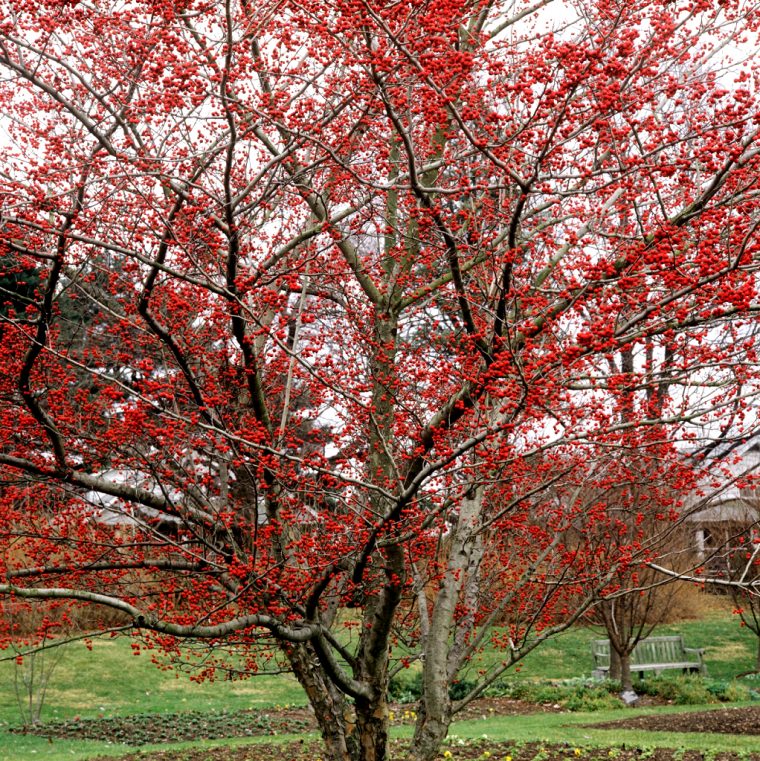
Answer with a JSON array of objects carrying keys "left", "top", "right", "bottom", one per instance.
[
  {"left": 619, "top": 650, "right": 634, "bottom": 695},
  {"left": 410, "top": 487, "right": 484, "bottom": 761}
]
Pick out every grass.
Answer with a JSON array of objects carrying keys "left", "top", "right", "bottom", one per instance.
[
  {"left": 457, "top": 600, "right": 758, "bottom": 684},
  {"left": 0, "top": 636, "right": 308, "bottom": 761},
  {"left": 0, "top": 728, "right": 322, "bottom": 761},
  {"left": 1, "top": 599, "right": 759, "bottom": 761},
  {"left": 0, "top": 637, "right": 306, "bottom": 721},
  {"left": 444, "top": 703, "right": 760, "bottom": 754}
]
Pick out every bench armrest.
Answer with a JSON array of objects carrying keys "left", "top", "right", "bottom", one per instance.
[{"left": 684, "top": 646, "right": 707, "bottom": 675}]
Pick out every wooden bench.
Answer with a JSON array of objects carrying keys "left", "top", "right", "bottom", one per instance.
[{"left": 591, "top": 635, "right": 707, "bottom": 680}]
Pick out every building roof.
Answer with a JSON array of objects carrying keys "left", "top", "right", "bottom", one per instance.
[{"left": 684, "top": 435, "right": 760, "bottom": 524}]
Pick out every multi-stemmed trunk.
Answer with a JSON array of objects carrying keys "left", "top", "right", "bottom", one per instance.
[
  {"left": 287, "top": 642, "right": 393, "bottom": 761},
  {"left": 608, "top": 644, "right": 636, "bottom": 698},
  {"left": 286, "top": 643, "right": 359, "bottom": 761},
  {"left": 279, "top": 310, "right": 401, "bottom": 761}
]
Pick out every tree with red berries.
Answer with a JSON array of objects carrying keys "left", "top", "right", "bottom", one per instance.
[{"left": 2, "top": 1, "right": 760, "bottom": 759}]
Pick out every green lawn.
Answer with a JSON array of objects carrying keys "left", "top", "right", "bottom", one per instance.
[
  {"left": 459, "top": 605, "right": 759, "bottom": 684},
  {"left": 445, "top": 704, "right": 760, "bottom": 754},
  {"left": 0, "top": 636, "right": 307, "bottom": 720},
  {"left": 0, "top": 637, "right": 308, "bottom": 761},
  {"left": 1, "top": 602, "right": 758, "bottom": 761}
]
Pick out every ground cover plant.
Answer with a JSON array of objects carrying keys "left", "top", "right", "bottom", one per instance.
[{"left": 9, "top": 707, "right": 312, "bottom": 745}]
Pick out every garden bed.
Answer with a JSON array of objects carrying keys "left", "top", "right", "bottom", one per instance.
[
  {"left": 589, "top": 704, "right": 760, "bottom": 736},
  {"left": 84, "top": 739, "right": 760, "bottom": 761},
  {"left": 10, "top": 706, "right": 312, "bottom": 745},
  {"left": 17, "top": 700, "right": 760, "bottom": 761}
]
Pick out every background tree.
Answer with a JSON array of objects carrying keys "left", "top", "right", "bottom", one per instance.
[
  {"left": 1, "top": 2, "right": 760, "bottom": 761},
  {"left": 718, "top": 527, "right": 760, "bottom": 674},
  {"left": 579, "top": 477, "right": 694, "bottom": 697},
  {"left": 0, "top": 253, "right": 40, "bottom": 324}
]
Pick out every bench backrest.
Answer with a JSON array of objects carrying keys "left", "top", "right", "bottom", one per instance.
[{"left": 591, "top": 635, "right": 687, "bottom": 667}]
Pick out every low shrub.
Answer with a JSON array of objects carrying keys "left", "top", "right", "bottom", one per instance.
[
  {"left": 636, "top": 675, "right": 755, "bottom": 704},
  {"left": 564, "top": 684, "right": 622, "bottom": 712},
  {"left": 487, "top": 678, "right": 622, "bottom": 711},
  {"left": 387, "top": 672, "right": 488, "bottom": 703},
  {"left": 387, "top": 671, "right": 422, "bottom": 703},
  {"left": 448, "top": 677, "right": 480, "bottom": 701},
  {"left": 483, "top": 674, "right": 756, "bottom": 711},
  {"left": 705, "top": 679, "right": 752, "bottom": 702},
  {"left": 388, "top": 672, "right": 757, "bottom": 711}
]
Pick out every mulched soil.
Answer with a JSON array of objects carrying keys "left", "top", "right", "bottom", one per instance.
[
  {"left": 10, "top": 706, "right": 314, "bottom": 745},
  {"left": 455, "top": 695, "right": 569, "bottom": 719},
  {"left": 588, "top": 704, "right": 760, "bottom": 735},
  {"left": 82, "top": 739, "right": 760, "bottom": 761}
]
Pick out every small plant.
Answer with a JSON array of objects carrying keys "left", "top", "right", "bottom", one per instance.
[
  {"left": 635, "top": 674, "right": 751, "bottom": 705},
  {"left": 387, "top": 671, "right": 422, "bottom": 703},
  {"left": 11, "top": 634, "right": 69, "bottom": 727},
  {"left": 490, "top": 678, "right": 621, "bottom": 712},
  {"left": 449, "top": 677, "right": 480, "bottom": 701},
  {"left": 705, "top": 679, "right": 752, "bottom": 702}
]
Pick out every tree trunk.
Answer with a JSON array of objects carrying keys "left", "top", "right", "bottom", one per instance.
[
  {"left": 410, "top": 700, "right": 451, "bottom": 761},
  {"left": 410, "top": 488, "right": 484, "bottom": 761},
  {"left": 286, "top": 643, "right": 358, "bottom": 761},
  {"left": 619, "top": 650, "right": 634, "bottom": 696},
  {"left": 354, "top": 694, "right": 392, "bottom": 761},
  {"left": 608, "top": 647, "right": 622, "bottom": 682},
  {"left": 286, "top": 641, "right": 395, "bottom": 761},
  {"left": 411, "top": 623, "right": 453, "bottom": 761}
]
